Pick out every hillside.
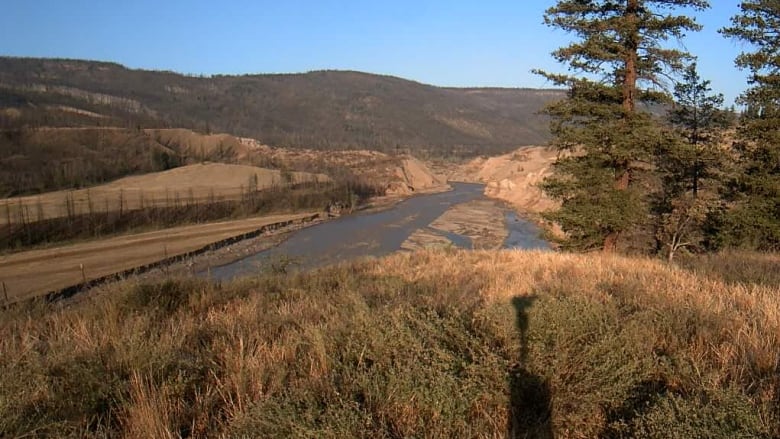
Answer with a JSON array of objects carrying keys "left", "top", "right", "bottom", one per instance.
[
  {"left": 0, "top": 57, "right": 562, "bottom": 156},
  {"left": 0, "top": 125, "right": 450, "bottom": 197},
  {"left": 450, "top": 145, "right": 559, "bottom": 214},
  {"left": 1, "top": 250, "right": 777, "bottom": 437},
  {"left": 0, "top": 163, "right": 329, "bottom": 224}
]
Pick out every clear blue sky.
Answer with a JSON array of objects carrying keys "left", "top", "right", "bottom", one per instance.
[{"left": 0, "top": 0, "right": 749, "bottom": 105}]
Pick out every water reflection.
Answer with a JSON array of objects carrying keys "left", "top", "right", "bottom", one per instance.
[{"left": 504, "top": 212, "right": 551, "bottom": 250}]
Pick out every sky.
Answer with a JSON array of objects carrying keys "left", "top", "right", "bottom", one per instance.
[{"left": 0, "top": 1, "right": 751, "bottom": 105}]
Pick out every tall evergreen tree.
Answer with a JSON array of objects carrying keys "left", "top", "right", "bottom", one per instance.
[
  {"left": 655, "top": 63, "right": 729, "bottom": 261},
  {"left": 720, "top": 1, "right": 780, "bottom": 249},
  {"left": 665, "top": 63, "right": 726, "bottom": 198},
  {"left": 536, "top": 0, "right": 709, "bottom": 252}
]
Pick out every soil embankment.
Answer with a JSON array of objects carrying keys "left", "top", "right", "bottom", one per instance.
[
  {"left": 238, "top": 136, "right": 449, "bottom": 195},
  {"left": 449, "top": 146, "right": 558, "bottom": 214}
]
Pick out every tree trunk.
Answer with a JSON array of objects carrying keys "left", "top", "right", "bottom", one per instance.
[
  {"left": 603, "top": 0, "right": 640, "bottom": 253},
  {"left": 623, "top": 0, "right": 639, "bottom": 114},
  {"left": 604, "top": 162, "right": 631, "bottom": 252}
]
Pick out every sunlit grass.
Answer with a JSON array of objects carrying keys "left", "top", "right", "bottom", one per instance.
[{"left": 1, "top": 249, "right": 777, "bottom": 437}]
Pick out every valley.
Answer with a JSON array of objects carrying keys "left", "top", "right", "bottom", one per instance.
[
  {"left": 1, "top": 17, "right": 777, "bottom": 433},
  {"left": 1, "top": 0, "right": 778, "bottom": 432},
  {"left": 0, "top": 145, "right": 554, "bottom": 302},
  {"left": 0, "top": 63, "right": 560, "bottom": 302}
]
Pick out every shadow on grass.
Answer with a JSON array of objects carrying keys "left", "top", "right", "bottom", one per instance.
[{"left": 508, "top": 296, "right": 554, "bottom": 439}]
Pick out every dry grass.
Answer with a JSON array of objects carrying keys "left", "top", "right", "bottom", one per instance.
[
  {"left": 0, "top": 163, "right": 328, "bottom": 225},
  {"left": 0, "top": 250, "right": 777, "bottom": 438}
]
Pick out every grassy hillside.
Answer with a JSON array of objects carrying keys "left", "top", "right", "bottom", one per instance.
[
  {"left": 1, "top": 250, "right": 777, "bottom": 438},
  {"left": 0, "top": 57, "right": 561, "bottom": 156}
]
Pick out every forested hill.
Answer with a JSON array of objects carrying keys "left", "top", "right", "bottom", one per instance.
[{"left": 0, "top": 57, "right": 562, "bottom": 156}]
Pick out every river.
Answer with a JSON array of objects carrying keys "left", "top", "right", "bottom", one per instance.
[{"left": 207, "top": 182, "right": 549, "bottom": 280}]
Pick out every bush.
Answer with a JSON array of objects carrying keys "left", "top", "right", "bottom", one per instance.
[{"left": 0, "top": 250, "right": 776, "bottom": 437}]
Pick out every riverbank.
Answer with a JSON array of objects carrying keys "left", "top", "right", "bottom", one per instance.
[
  {"left": 0, "top": 183, "right": 458, "bottom": 303},
  {"left": 1, "top": 181, "right": 546, "bottom": 304},
  {"left": 205, "top": 182, "right": 514, "bottom": 279}
]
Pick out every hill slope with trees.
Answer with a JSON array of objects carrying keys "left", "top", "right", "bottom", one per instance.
[{"left": 0, "top": 57, "right": 561, "bottom": 156}]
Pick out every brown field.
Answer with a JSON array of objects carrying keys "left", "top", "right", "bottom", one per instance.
[
  {"left": 0, "top": 163, "right": 328, "bottom": 225},
  {"left": 0, "top": 212, "right": 317, "bottom": 302}
]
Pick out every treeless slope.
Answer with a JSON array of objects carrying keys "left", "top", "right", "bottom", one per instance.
[
  {"left": 145, "top": 128, "right": 254, "bottom": 161},
  {"left": 452, "top": 146, "right": 558, "bottom": 213},
  {"left": 0, "top": 212, "right": 318, "bottom": 302},
  {"left": 388, "top": 156, "right": 449, "bottom": 195},
  {"left": 0, "top": 163, "right": 329, "bottom": 224},
  {"left": 245, "top": 143, "right": 449, "bottom": 195}
]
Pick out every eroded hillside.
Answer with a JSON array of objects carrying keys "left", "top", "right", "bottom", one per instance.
[{"left": 449, "top": 145, "right": 559, "bottom": 214}]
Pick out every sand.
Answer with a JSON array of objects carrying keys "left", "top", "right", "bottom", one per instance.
[
  {"left": 450, "top": 146, "right": 558, "bottom": 214},
  {"left": 401, "top": 200, "right": 509, "bottom": 251}
]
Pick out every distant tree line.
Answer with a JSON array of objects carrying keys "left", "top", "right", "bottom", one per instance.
[{"left": 0, "top": 128, "right": 180, "bottom": 197}]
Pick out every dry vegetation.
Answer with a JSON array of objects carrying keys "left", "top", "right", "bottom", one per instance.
[
  {"left": 1, "top": 250, "right": 777, "bottom": 438},
  {"left": 0, "top": 180, "right": 382, "bottom": 252},
  {"left": 0, "top": 163, "right": 328, "bottom": 225}
]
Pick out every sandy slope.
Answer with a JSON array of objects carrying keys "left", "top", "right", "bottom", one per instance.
[
  {"left": 451, "top": 146, "right": 558, "bottom": 214},
  {"left": 0, "top": 212, "right": 318, "bottom": 302},
  {"left": 146, "top": 129, "right": 256, "bottom": 161},
  {"left": 0, "top": 163, "right": 328, "bottom": 225},
  {"left": 239, "top": 136, "right": 449, "bottom": 195},
  {"left": 387, "top": 157, "right": 448, "bottom": 195}
]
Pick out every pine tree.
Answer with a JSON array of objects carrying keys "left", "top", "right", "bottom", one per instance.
[
  {"left": 536, "top": 0, "right": 709, "bottom": 252},
  {"left": 665, "top": 63, "right": 727, "bottom": 198},
  {"left": 655, "top": 63, "right": 728, "bottom": 261},
  {"left": 720, "top": 1, "right": 780, "bottom": 250}
]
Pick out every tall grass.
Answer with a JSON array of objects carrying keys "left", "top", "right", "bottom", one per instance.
[
  {"left": 0, "top": 250, "right": 777, "bottom": 438},
  {"left": 0, "top": 180, "right": 382, "bottom": 251}
]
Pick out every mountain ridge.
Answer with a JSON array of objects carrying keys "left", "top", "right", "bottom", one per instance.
[{"left": 0, "top": 56, "right": 562, "bottom": 156}]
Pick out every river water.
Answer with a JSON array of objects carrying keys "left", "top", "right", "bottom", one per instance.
[{"left": 207, "top": 182, "right": 549, "bottom": 280}]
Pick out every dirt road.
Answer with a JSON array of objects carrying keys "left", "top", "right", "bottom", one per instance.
[{"left": 0, "top": 213, "right": 318, "bottom": 303}]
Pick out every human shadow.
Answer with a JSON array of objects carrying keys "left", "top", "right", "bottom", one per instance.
[{"left": 507, "top": 296, "right": 554, "bottom": 439}]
